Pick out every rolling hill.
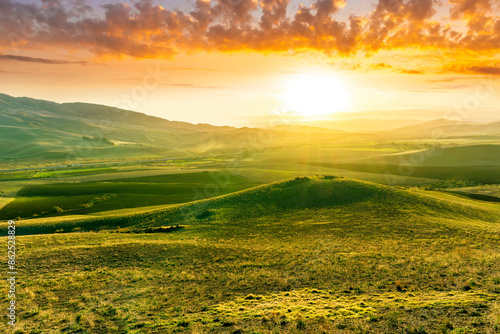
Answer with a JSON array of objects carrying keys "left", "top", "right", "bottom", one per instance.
[
  {"left": 0, "top": 93, "right": 348, "bottom": 164},
  {"left": 8, "top": 176, "right": 500, "bottom": 237},
  {"left": 3, "top": 176, "right": 500, "bottom": 333}
]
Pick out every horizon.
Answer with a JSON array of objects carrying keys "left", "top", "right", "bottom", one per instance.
[{"left": 2, "top": 91, "right": 500, "bottom": 129}]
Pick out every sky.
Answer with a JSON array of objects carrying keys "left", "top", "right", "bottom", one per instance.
[{"left": 0, "top": 0, "right": 499, "bottom": 127}]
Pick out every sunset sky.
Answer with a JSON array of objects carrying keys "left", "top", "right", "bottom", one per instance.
[{"left": 0, "top": 0, "right": 499, "bottom": 126}]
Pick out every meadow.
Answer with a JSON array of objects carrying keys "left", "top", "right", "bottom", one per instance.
[
  {"left": 1, "top": 177, "right": 500, "bottom": 333},
  {"left": 1, "top": 136, "right": 500, "bottom": 333}
]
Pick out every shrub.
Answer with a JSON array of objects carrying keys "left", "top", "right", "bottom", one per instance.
[{"left": 51, "top": 206, "right": 64, "bottom": 214}]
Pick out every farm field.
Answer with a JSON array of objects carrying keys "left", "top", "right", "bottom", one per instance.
[
  {"left": 32, "top": 167, "right": 120, "bottom": 178},
  {"left": 448, "top": 184, "right": 500, "bottom": 200}
]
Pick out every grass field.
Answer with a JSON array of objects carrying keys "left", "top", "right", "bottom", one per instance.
[
  {"left": 0, "top": 171, "right": 260, "bottom": 220},
  {"left": 0, "top": 171, "right": 37, "bottom": 181},
  {"left": 1, "top": 137, "right": 500, "bottom": 333},
  {"left": 32, "top": 167, "right": 120, "bottom": 178},
  {"left": 2, "top": 177, "right": 500, "bottom": 333},
  {"left": 307, "top": 162, "right": 500, "bottom": 184},
  {"left": 448, "top": 184, "right": 500, "bottom": 200}
]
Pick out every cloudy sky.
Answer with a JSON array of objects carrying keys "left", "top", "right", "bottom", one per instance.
[{"left": 0, "top": 0, "right": 499, "bottom": 126}]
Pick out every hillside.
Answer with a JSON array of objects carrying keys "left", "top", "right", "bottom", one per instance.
[
  {"left": 3, "top": 176, "right": 500, "bottom": 333},
  {"left": 9, "top": 176, "right": 500, "bottom": 236},
  {"left": 0, "top": 94, "right": 347, "bottom": 164},
  {"left": 0, "top": 93, "right": 239, "bottom": 162}
]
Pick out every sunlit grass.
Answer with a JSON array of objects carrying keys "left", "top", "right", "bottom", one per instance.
[{"left": 2, "top": 177, "right": 500, "bottom": 333}]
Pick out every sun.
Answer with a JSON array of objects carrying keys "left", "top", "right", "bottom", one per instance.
[{"left": 283, "top": 73, "right": 351, "bottom": 117}]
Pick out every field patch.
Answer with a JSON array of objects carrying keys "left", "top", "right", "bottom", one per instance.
[
  {"left": 307, "top": 162, "right": 500, "bottom": 183},
  {"left": 33, "top": 167, "right": 119, "bottom": 178},
  {"left": 211, "top": 288, "right": 496, "bottom": 322},
  {"left": 0, "top": 171, "right": 260, "bottom": 220}
]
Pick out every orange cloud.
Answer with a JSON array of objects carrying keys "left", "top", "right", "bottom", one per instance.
[{"left": 0, "top": 0, "right": 498, "bottom": 64}]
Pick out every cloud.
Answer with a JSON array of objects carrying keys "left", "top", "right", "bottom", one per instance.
[
  {"left": 0, "top": 0, "right": 498, "bottom": 67},
  {"left": 449, "top": 0, "right": 492, "bottom": 20},
  {"left": 368, "top": 63, "right": 424, "bottom": 74},
  {"left": 468, "top": 66, "right": 500, "bottom": 75},
  {"left": 399, "top": 69, "right": 424, "bottom": 74},
  {"left": 442, "top": 63, "right": 500, "bottom": 75},
  {"left": 0, "top": 54, "right": 88, "bottom": 65},
  {"left": 426, "top": 77, "right": 474, "bottom": 83},
  {"left": 373, "top": 63, "right": 393, "bottom": 69}
]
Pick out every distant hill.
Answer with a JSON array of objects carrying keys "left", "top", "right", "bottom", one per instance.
[
  {"left": 0, "top": 94, "right": 346, "bottom": 163},
  {"left": 271, "top": 124, "right": 344, "bottom": 134},
  {"left": 387, "top": 118, "right": 500, "bottom": 138},
  {"left": 307, "top": 118, "right": 422, "bottom": 132},
  {"left": 2, "top": 93, "right": 498, "bottom": 165},
  {"left": 0, "top": 93, "right": 229, "bottom": 161}
]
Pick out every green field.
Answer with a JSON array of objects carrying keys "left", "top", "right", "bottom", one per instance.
[
  {"left": 0, "top": 171, "right": 37, "bottom": 181},
  {"left": 33, "top": 167, "right": 120, "bottom": 178},
  {"left": 2, "top": 177, "right": 500, "bottom": 333},
  {"left": 0, "top": 171, "right": 260, "bottom": 220},
  {"left": 307, "top": 162, "right": 500, "bottom": 183}
]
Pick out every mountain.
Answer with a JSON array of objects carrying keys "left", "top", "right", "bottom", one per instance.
[
  {"left": 0, "top": 93, "right": 231, "bottom": 161},
  {"left": 2, "top": 93, "right": 498, "bottom": 165}
]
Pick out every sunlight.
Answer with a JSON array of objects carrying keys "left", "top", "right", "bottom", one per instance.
[{"left": 283, "top": 73, "right": 351, "bottom": 117}]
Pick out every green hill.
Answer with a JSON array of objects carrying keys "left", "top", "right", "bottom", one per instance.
[
  {"left": 9, "top": 176, "right": 500, "bottom": 236},
  {"left": 0, "top": 93, "right": 236, "bottom": 161},
  {"left": 0, "top": 93, "right": 347, "bottom": 164},
  {"left": 4, "top": 176, "right": 500, "bottom": 333}
]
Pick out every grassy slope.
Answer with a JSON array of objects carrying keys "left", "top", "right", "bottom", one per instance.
[
  {"left": 449, "top": 184, "right": 500, "bottom": 199},
  {"left": 234, "top": 162, "right": 437, "bottom": 186},
  {"left": 308, "top": 162, "right": 500, "bottom": 183},
  {"left": 0, "top": 93, "right": 349, "bottom": 165},
  {"left": 2, "top": 177, "right": 500, "bottom": 333}
]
